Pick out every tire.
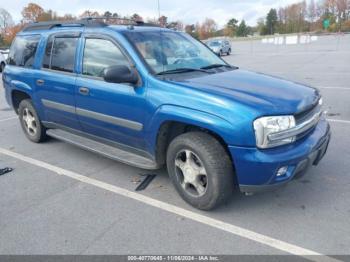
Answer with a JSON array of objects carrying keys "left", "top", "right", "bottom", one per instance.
[
  {"left": 0, "top": 62, "right": 5, "bottom": 73},
  {"left": 18, "top": 99, "right": 47, "bottom": 143},
  {"left": 219, "top": 50, "right": 223, "bottom": 56},
  {"left": 166, "top": 132, "right": 234, "bottom": 210},
  {"left": 227, "top": 48, "right": 231, "bottom": 55}
]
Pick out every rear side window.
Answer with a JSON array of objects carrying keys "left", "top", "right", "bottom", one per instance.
[
  {"left": 43, "top": 36, "right": 78, "bottom": 73},
  {"left": 82, "top": 38, "right": 129, "bottom": 77},
  {"left": 8, "top": 35, "right": 41, "bottom": 68}
]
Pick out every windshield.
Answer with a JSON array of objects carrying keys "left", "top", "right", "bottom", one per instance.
[
  {"left": 123, "top": 30, "right": 227, "bottom": 74},
  {"left": 208, "top": 41, "right": 220, "bottom": 47}
]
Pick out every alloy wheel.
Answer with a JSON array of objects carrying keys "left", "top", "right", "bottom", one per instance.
[
  {"left": 174, "top": 149, "right": 208, "bottom": 197},
  {"left": 22, "top": 107, "right": 38, "bottom": 136}
]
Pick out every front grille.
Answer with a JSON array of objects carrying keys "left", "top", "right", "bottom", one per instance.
[
  {"left": 294, "top": 101, "right": 322, "bottom": 140},
  {"left": 295, "top": 101, "right": 321, "bottom": 125},
  {"left": 268, "top": 100, "right": 322, "bottom": 142}
]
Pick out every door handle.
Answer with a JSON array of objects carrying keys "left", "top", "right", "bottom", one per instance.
[
  {"left": 79, "top": 87, "right": 89, "bottom": 95},
  {"left": 36, "top": 79, "right": 44, "bottom": 85}
]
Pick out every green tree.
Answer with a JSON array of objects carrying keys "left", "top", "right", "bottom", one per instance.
[
  {"left": 236, "top": 20, "right": 248, "bottom": 37},
  {"left": 266, "top": 8, "right": 278, "bottom": 34},
  {"left": 225, "top": 18, "right": 238, "bottom": 36}
]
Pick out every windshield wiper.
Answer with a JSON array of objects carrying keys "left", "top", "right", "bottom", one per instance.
[
  {"left": 156, "top": 67, "right": 213, "bottom": 75},
  {"left": 200, "top": 64, "right": 238, "bottom": 70}
]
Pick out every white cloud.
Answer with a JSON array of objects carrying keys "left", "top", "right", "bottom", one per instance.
[{"left": 2, "top": 0, "right": 303, "bottom": 27}]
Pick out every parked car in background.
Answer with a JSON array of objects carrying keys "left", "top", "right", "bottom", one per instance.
[
  {"left": 1, "top": 49, "right": 10, "bottom": 59},
  {"left": 207, "top": 40, "right": 231, "bottom": 56},
  {"left": 0, "top": 50, "right": 8, "bottom": 72}
]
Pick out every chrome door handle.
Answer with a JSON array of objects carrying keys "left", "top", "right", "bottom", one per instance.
[
  {"left": 36, "top": 79, "right": 44, "bottom": 85},
  {"left": 79, "top": 87, "right": 89, "bottom": 95}
]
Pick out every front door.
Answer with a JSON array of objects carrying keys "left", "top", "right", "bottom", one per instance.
[{"left": 75, "top": 35, "right": 148, "bottom": 150}]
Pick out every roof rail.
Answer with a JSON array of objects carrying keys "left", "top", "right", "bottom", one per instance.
[
  {"left": 22, "top": 19, "right": 105, "bottom": 32},
  {"left": 22, "top": 17, "right": 159, "bottom": 32},
  {"left": 82, "top": 17, "right": 160, "bottom": 28}
]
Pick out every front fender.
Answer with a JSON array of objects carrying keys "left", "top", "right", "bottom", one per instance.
[{"left": 144, "top": 104, "right": 238, "bottom": 155}]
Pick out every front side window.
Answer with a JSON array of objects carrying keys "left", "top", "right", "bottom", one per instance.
[
  {"left": 123, "top": 31, "right": 227, "bottom": 74},
  {"left": 8, "top": 35, "right": 40, "bottom": 68},
  {"left": 82, "top": 38, "right": 129, "bottom": 77},
  {"left": 43, "top": 36, "right": 78, "bottom": 73}
]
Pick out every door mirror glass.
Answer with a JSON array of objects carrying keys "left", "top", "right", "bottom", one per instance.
[{"left": 102, "top": 65, "right": 138, "bottom": 84}]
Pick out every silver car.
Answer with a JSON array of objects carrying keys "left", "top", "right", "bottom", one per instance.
[{"left": 207, "top": 40, "right": 231, "bottom": 56}]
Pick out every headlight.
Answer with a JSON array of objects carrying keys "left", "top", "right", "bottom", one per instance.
[
  {"left": 318, "top": 97, "right": 323, "bottom": 106},
  {"left": 253, "top": 115, "right": 296, "bottom": 148}
]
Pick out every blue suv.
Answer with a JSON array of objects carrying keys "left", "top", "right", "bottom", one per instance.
[{"left": 2, "top": 19, "right": 330, "bottom": 210}]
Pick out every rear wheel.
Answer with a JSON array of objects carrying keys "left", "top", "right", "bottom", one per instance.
[
  {"left": 166, "top": 132, "right": 234, "bottom": 210},
  {"left": 18, "top": 99, "right": 47, "bottom": 143}
]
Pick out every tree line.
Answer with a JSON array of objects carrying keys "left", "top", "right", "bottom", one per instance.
[
  {"left": 258, "top": 0, "right": 350, "bottom": 35},
  {"left": 1, "top": 0, "right": 350, "bottom": 47}
]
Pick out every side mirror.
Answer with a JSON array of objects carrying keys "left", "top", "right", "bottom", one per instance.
[{"left": 102, "top": 65, "right": 139, "bottom": 85}]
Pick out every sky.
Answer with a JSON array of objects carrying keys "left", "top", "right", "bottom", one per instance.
[{"left": 1, "top": 0, "right": 301, "bottom": 28}]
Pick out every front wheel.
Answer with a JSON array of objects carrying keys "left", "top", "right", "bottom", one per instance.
[
  {"left": 0, "top": 62, "right": 5, "bottom": 72},
  {"left": 166, "top": 132, "right": 234, "bottom": 210},
  {"left": 18, "top": 99, "right": 47, "bottom": 143}
]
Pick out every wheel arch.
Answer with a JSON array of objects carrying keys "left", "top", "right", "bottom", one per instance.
[
  {"left": 146, "top": 105, "right": 237, "bottom": 166},
  {"left": 11, "top": 89, "right": 32, "bottom": 114}
]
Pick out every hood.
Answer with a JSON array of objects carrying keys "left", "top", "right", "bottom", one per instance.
[
  {"left": 172, "top": 69, "right": 320, "bottom": 116},
  {"left": 210, "top": 46, "right": 220, "bottom": 52}
]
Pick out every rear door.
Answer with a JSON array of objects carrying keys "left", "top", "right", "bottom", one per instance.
[{"left": 35, "top": 32, "right": 81, "bottom": 130}]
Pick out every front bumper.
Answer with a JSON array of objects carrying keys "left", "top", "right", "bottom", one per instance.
[{"left": 229, "top": 118, "right": 331, "bottom": 193}]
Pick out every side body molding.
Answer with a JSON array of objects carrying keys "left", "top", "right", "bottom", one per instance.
[{"left": 41, "top": 99, "right": 143, "bottom": 131}]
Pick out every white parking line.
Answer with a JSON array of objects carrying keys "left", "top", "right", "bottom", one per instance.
[
  {"left": 327, "top": 118, "right": 350, "bottom": 124},
  {"left": 319, "top": 86, "right": 349, "bottom": 90},
  {"left": 0, "top": 116, "right": 17, "bottom": 122},
  {"left": 0, "top": 148, "right": 340, "bottom": 262}
]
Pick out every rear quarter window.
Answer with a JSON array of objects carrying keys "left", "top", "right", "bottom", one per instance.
[{"left": 8, "top": 35, "right": 41, "bottom": 68}]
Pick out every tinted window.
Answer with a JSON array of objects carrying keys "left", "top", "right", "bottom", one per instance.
[
  {"left": 42, "top": 36, "right": 53, "bottom": 69},
  {"left": 42, "top": 37, "right": 78, "bottom": 73},
  {"left": 50, "top": 37, "right": 78, "bottom": 72},
  {"left": 8, "top": 35, "right": 40, "bottom": 68},
  {"left": 83, "top": 38, "right": 129, "bottom": 77}
]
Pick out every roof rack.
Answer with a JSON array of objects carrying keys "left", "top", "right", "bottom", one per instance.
[
  {"left": 22, "top": 17, "right": 159, "bottom": 32},
  {"left": 82, "top": 17, "right": 160, "bottom": 28},
  {"left": 22, "top": 19, "right": 104, "bottom": 32}
]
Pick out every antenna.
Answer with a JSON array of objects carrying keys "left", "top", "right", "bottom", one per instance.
[
  {"left": 157, "top": 0, "right": 161, "bottom": 20},
  {"left": 157, "top": 0, "right": 165, "bottom": 74}
]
